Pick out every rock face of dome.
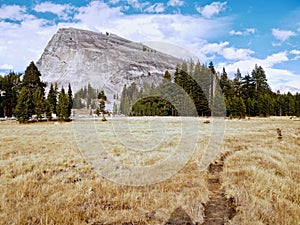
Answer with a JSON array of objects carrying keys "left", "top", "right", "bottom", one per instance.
[{"left": 37, "top": 27, "right": 181, "bottom": 100}]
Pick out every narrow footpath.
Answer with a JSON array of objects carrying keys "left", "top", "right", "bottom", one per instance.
[{"left": 202, "top": 151, "right": 237, "bottom": 225}]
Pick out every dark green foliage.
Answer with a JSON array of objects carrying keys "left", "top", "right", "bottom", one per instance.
[
  {"left": 0, "top": 72, "right": 21, "bottom": 117},
  {"left": 56, "top": 87, "right": 70, "bottom": 121},
  {"left": 131, "top": 96, "right": 178, "bottom": 116},
  {"left": 120, "top": 62, "right": 212, "bottom": 117},
  {"left": 98, "top": 90, "right": 107, "bottom": 101},
  {"left": 174, "top": 61, "right": 211, "bottom": 116},
  {"left": 14, "top": 87, "right": 31, "bottom": 123},
  {"left": 226, "top": 95, "right": 246, "bottom": 118},
  {"left": 220, "top": 67, "right": 234, "bottom": 99},
  {"left": 163, "top": 70, "right": 171, "bottom": 80},
  {"left": 251, "top": 64, "right": 270, "bottom": 94},
  {"left": 295, "top": 93, "right": 300, "bottom": 117},
  {"left": 208, "top": 61, "right": 216, "bottom": 75},
  {"left": 72, "top": 83, "right": 98, "bottom": 109},
  {"left": 67, "top": 83, "right": 73, "bottom": 116},
  {"left": 45, "top": 100, "right": 52, "bottom": 121},
  {"left": 96, "top": 89, "right": 107, "bottom": 115},
  {"left": 14, "top": 62, "right": 47, "bottom": 122},
  {"left": 1, "top": 62, "right": 73, "bottom": 123},
  {"left": 22, "top": 61, "right": 46, "bottom": 94},
  {"left": 120, "top": 84, "right": 140, "bottom": 115},
  {"left": 47, "top": 83, "right": 58, "bottom": 116},
  {"left": 33, "top": 88, "right": 45, "bottom": 120},
  {"left": 119, "top": 61, "right": 299, "bottom": 118}
]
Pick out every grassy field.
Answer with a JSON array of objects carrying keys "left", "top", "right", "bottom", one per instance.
[{"left": 0, "top": 117, "right": 299, "bottom": 224}]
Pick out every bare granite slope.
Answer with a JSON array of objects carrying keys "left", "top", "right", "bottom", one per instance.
[{"left": 36, "top": 27, "right": 182, "bottom": 100}]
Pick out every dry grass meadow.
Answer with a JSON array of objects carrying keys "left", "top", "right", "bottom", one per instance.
[{"left": 0, "top": 116, "right": 299, "bottom": 224}]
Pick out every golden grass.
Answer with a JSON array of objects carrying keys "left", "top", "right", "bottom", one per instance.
[
  {"left": 0, "top": 117, "right": 299, "bottom": 224},
  {"left": 0, "top": 118, "right": 210, "bottom": 224},
  {"left": 222, "top": 117, "right": 300, "bottom": 225}
]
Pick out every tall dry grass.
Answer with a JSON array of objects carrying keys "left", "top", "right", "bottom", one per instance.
[
  {"left": 0, "top": 118, "right": 210, "bottom": 224},
  {"left": 0, "top": 117, "right": 299, "bottom": 224},
  {"left": 222, "top": 117, "right": 300, "bottom": 225}
]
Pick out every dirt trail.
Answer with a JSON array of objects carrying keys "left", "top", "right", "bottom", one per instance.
[{"left": 202, "top": 151, "right": 237, "bottom": 225}]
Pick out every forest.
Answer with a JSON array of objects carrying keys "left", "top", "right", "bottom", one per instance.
[
  {"left": 118, "top": 61, "right": 300, "bottom": 118},
  {"left": 1, "top": 60, "right": 299, "bottom": 121},
  {"left": 0, "top": 62, "right": 73, "bottom": 122}
]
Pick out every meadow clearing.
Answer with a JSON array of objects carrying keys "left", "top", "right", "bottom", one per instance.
[{"left": 0, "top": 116, "right": 299, "bottom": 224}]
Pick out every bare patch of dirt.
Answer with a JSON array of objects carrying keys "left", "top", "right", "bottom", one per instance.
[{"left": 203, "top": 151, "right": 237, "bottom": 225}]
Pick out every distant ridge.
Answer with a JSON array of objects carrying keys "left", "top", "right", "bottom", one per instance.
[{"left": 275, "top": 85, "right": 300, "bottom": 95}]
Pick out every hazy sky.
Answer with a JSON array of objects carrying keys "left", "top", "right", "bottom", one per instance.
[{"left": 1, "top": 0, "right": 300, "bottom": 90}]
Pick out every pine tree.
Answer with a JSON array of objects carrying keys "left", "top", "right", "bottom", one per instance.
[
  {"left": 23, "top": 61, "right": 46, "bottom": 94},
  {"left": 95, "top": 89, "right": 106, "bottom": 115},
  {"left": 163, "top": 70, "right": 171, "bottom": 80},
  {"left": 0, "top": 72, "right": 21, "bottom": 117},
  {"left": 228, "top": 95, "right": 246, "bottom": 118},
  {"left": 219, "top": 67, "right": 234, "bottom": 99},
  {"left": 98, "top": 90, "right": 107, "bottom": 101},
  {"left": 16, "top": 61, "right": 47, "bottom": 120},
  {"left": 45, "top": 100, "right": 52, "bottom": 121},
  {"left": 33, "top": 88, "right": 45, "bottom": 120},
  {"left": 295, "top": 93, "right": 300, "bottom": 117},
  {"left": 174, "top": 67, "right": 181, "bottom": 84},
  {"left": 208, "top": 61, "right": 216, "bottom": 108},
  {"left": 67, "top": 83, "right": 73, "bottom": 117},
  {"left": 15, "top": 87, "right": 31, "bottom": 123},
  {"left": 56, "top": 87, "right": 70, "bottom": 121},
  {"left": 99, "top": 100, "right": 105, "bottom": 113},
  {"left": 47, "top": 83, "right": 57, "bottom": 115},
  {"left": 251, "top": 64, "right": 270, "bottom": 94},
  {"left": 233, "top": 68, "right": 243, "bottom": 97}
]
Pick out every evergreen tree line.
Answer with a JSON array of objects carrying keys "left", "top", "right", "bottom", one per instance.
[
  {"left": 73, "top": 83, "right": 108, "bottom": 110},
  {"left": 0, "top": 62, "right": 73, "bottom": 123},
  {"left": 220, "top": 64, "right": 300, "bottom": 117},
  {"left": 119, "top": 61, "right": 300, "bottom": 117}
]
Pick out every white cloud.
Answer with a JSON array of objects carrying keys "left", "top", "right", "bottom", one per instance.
[
  {"left": 222, "top": 47, "right": 254, "bottom": 60},
  {"left": 126, "top": 0, "right": 150, "bottom": 10},
  {"left": 262, "top": 52, "right": 289, "bottom": 67},
  {"left": 290, "top": 49, "right": 300, "bottom": 60},
  {"left": 33, "top": 1, "right": 75, "bottom": 20},
  {"left": 74, "top": 1, "right": 123, "bottom": 28},
  {"left": 0, "top": 17, "right": 53, "bottom": 72},
  {"left": 109, "top": 0, "right": 120, "bottom": 4},
  {"left": 229, "top": 28, "right": 256, "bottom": 36},
  {"left": 246, "top": 28, "right": 255, "bottom": 34},
  {"left": 201, "top": 42, "right": 229, "bottom": 54},
  {"left": 145, "top": 3, "right": 165, "bottom": 13},
  {"left": 1, "top": 1, "right": 298, "bottom": 90},
  {"left": 196, "top": 1, "right": 227, "bottom": 18},
  {"left": 290, "top": 49, "right": 300, "bottom": 55},
  {"left": 272, "top": 28, "right": 296, "bottom": 42},
  {"left": 229, "top": 30, "right": 242, "bottom": 35},
  {"left": 0, "top": 1, "right": 232, "bottom": 73},
  {"left": 0, "top": 4, "right": 30, "bottom": 21},
  {"left": 167, "top": 0, "right": 184, "bottom": 7},
  {"left": 200, "top": 42, "right": 253, "bottom": 60},
  {"left": 0, "top": 64, "right": 13, "bottom": 70},
  {"left": 216, "top": 51, "right": 296, "bottom": 89}
]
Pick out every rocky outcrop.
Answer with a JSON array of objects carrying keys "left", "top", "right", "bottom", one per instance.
[{"left": 36, "top": 28, "right": 181, "bottom": 100}]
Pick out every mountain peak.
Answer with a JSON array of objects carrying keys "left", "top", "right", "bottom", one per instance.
[{"left": 37, "top": 27, "right": 181, "bottom": 104}]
